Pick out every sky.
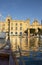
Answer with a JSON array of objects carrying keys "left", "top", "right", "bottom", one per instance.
[{"left": 0, "top": 0, "right": 42, "bottom": 24}]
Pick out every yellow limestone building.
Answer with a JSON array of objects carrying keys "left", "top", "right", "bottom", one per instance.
[{"left": 0, "top": 16, "right": 41, "bottom": 51}]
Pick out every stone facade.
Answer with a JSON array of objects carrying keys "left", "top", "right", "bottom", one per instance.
[{"left": 0, "top": 16, "right": 42, "bottom": 51}]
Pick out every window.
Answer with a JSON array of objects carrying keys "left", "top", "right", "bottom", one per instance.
[
  {"left": 15, "top": 32, "right": 17, "bottom": 35},
  {"left": 8, "top": 19, "right": 10, "bottom": 22},
  {"left": 16, "top": 23, "right": 17, "bottom": 26},
  {"left": 20, "top": 27, "right": 22, "bottom": 30},
  {"left": 20, "top": 32, "right": 22, "bottom": 35},
  {"left": 20, "top": 23, "right": 22, "bottom": 26},
  {"left": 16, "top": 27, "right": 17, "bottom": 30}
]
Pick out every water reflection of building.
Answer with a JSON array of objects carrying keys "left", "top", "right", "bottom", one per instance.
[{"left": 0, "top": 16, "right": 42, "bottom": 51}]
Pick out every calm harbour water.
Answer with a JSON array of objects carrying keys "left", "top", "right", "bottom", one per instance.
[
  {"left": 16, "top": 37, "right": 42, "bottom": 65},
  {"left": 0, "top": 36, "right": 42, "bottom": 65}
]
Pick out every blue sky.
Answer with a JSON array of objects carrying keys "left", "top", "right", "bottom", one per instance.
[{"left": 0, "top": 0, "right": 42, "bottom": 23}]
